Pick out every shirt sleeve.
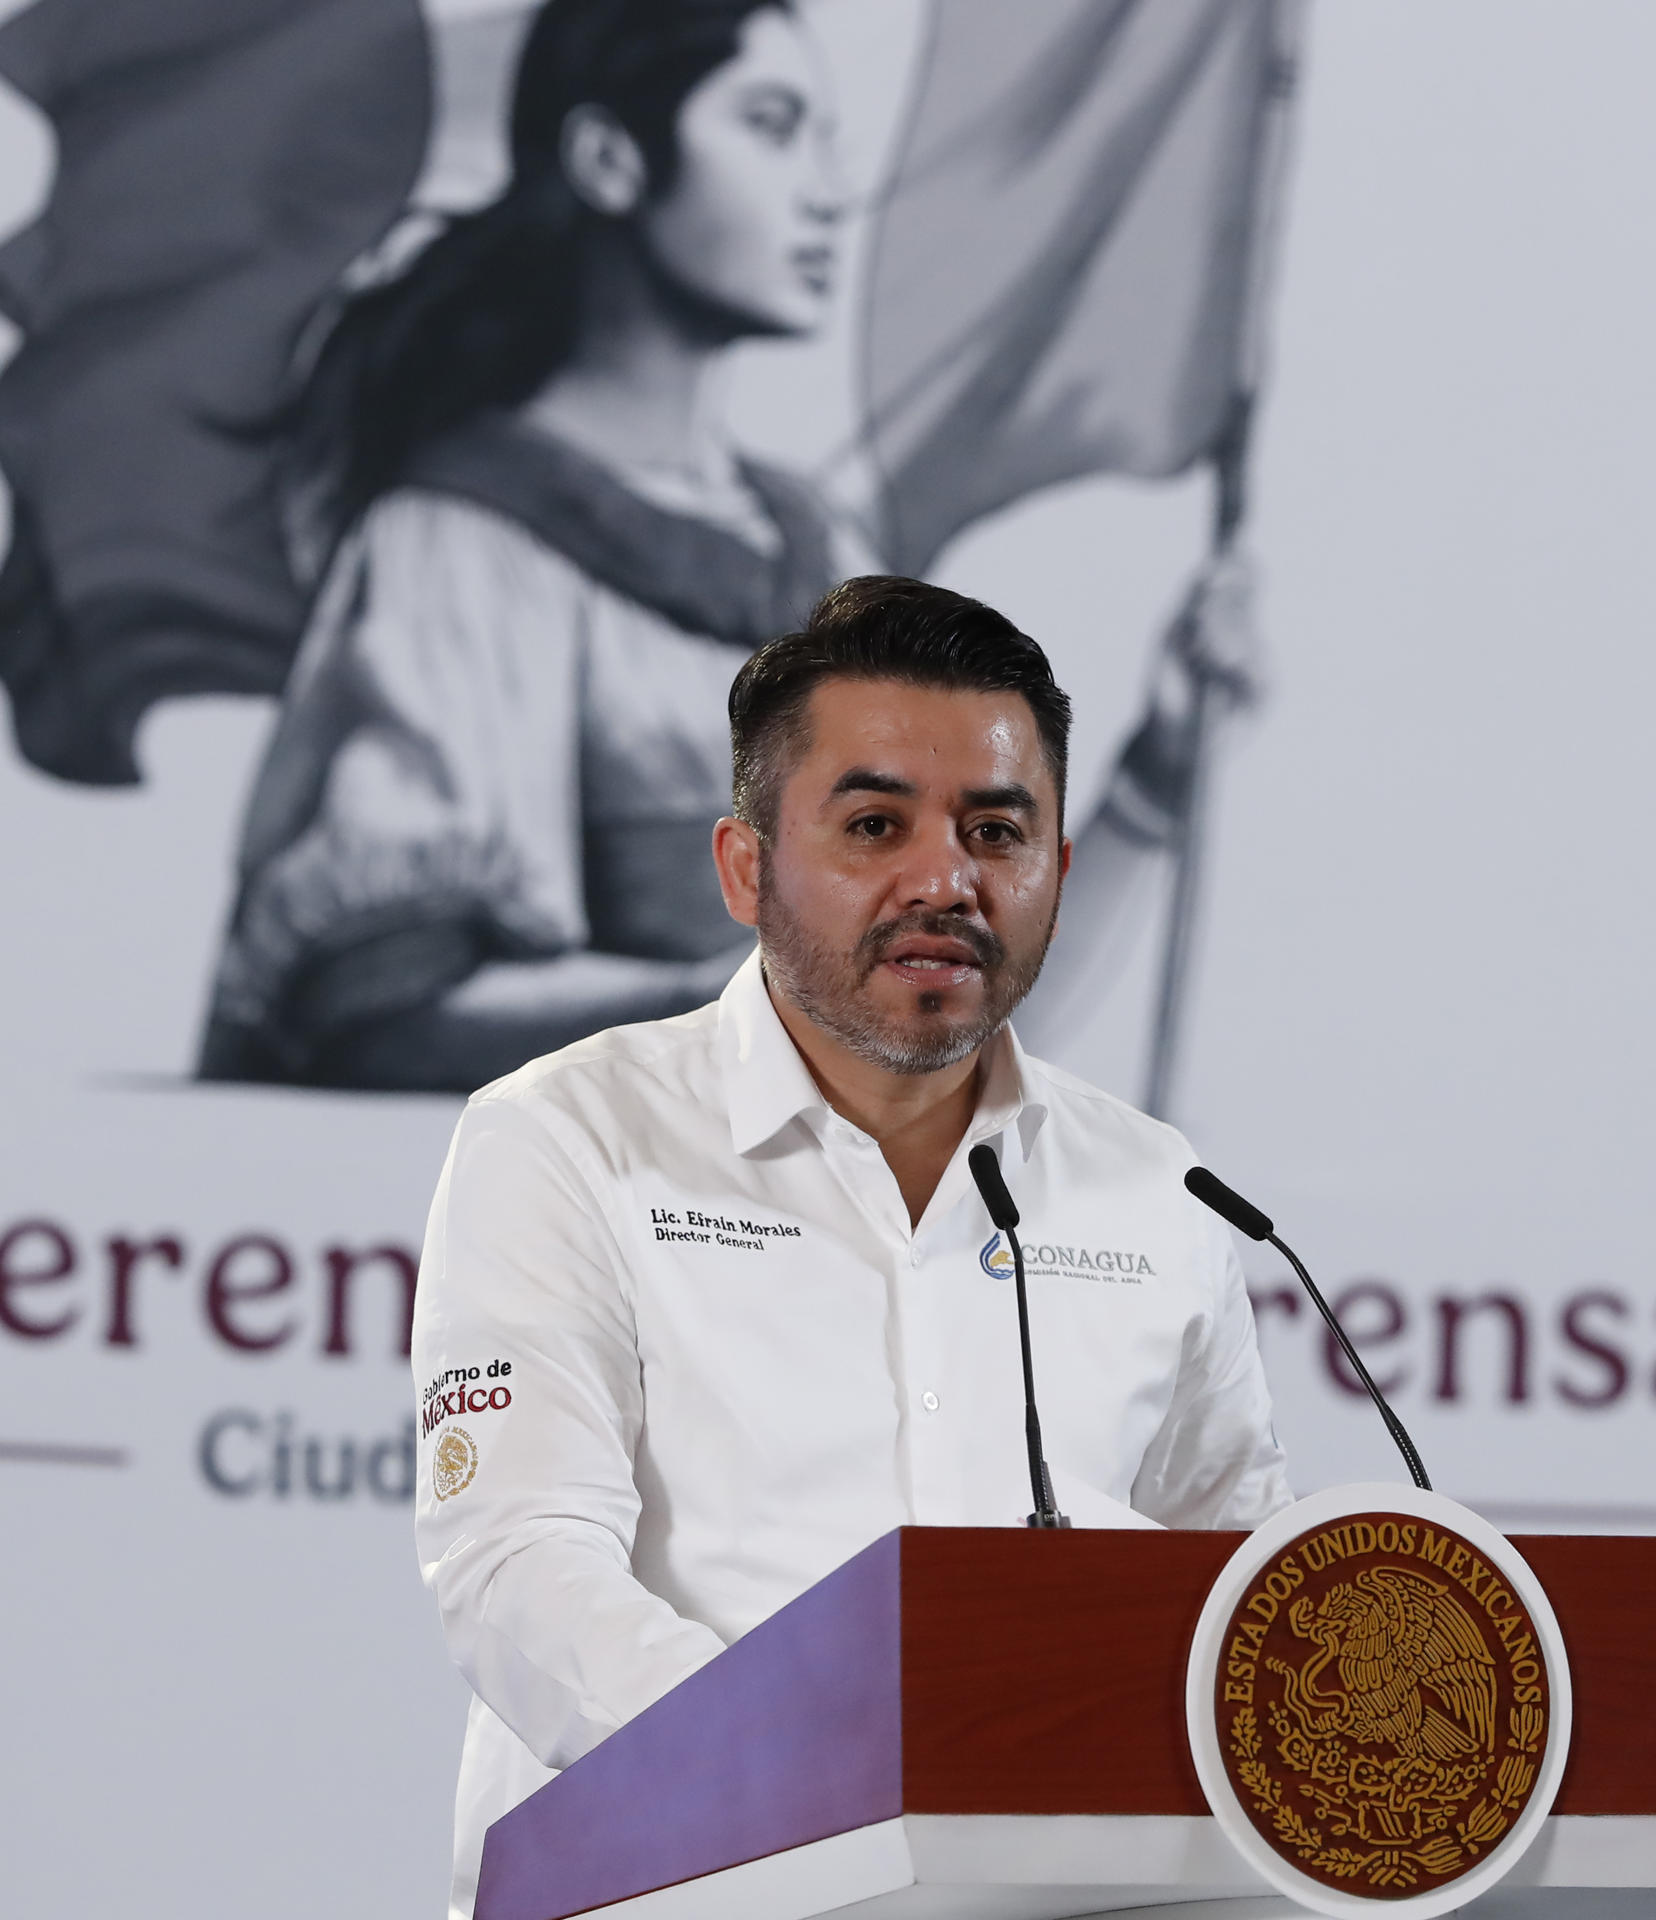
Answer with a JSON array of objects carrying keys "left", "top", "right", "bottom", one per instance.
[
  {"left": 413, "top": 1087, "right": 726, "bottom": 1770},
  {"left": 1130, "top": 1201, "right": 1294, "bottom": 1530},
  {"left": 216, "top": 493, "right": 591, "bottom": 1054}
]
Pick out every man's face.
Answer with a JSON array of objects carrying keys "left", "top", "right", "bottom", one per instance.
[{"left": 753, "top": 677, "right": 1069, "bottom": 1075}]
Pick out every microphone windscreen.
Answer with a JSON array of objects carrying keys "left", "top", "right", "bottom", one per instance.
[
  {"left": 968, "top": 1144, "right": 1019, "bottom": 1230},
  {"left": 1184, "top": 1166, "right": 1274, "bottom": 1242}
]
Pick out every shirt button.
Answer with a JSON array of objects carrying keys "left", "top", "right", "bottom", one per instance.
[
  {"left": 921, "top": 1390, "right": 940, "bottom": 1413},
  {"left": 909, "top": 1247, "right": 921, "bottom": 1267}
]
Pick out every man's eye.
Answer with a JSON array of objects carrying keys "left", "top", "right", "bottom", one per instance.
[
  {"left": 973, "top": 820, "right": 1023, "bottom": 846},
  {"left": 850, "top": 814, "right": 893, "bottom": 838}
]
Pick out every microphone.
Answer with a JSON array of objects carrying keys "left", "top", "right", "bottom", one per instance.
[
  {"left": 1183, "top": 1166, "right": 1432, "bottom": 1491},
  {"left": 968, "top": 1145, "right": 1070, "bottom": 1528}
]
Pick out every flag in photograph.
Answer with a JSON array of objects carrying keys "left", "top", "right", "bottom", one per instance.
[
  {"left": 0, "top": 0, "right": 429, "bottom": 784},
  {"left": 864, "top": 0, "right": 1300, "bottom": 574}
]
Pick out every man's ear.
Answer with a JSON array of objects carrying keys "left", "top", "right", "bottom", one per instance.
[
  {"left": 712, "top": 816, "right": 762, "bottom": 929},
  {"left": 560, "top": 104, "right": 647, "bottom": 216},
  {"left": 1051, "top": 833, "right": 1073, "bottom": 938}
]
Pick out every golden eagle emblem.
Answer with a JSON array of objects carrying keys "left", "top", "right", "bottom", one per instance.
[
  {"left": 1214, "top": 1517, "right": 1551, "bottom": 1899},
  {"left": 433, "top": 1425, "right": 478, "bottom": 1501},
  {"left": 1277, "top": 1565, "right": 1497, "bottom": 1764}
]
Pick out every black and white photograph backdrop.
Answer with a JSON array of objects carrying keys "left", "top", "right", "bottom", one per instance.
[{"left": 2, "top": 2, "right": 1653, "bottom": 1915}]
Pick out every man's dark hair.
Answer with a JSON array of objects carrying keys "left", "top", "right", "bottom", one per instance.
[{"left": 729, "top": 575, "right": 1072, "bottom": 843}]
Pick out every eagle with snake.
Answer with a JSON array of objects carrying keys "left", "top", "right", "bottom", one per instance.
[{"left": 1273, "top": 1565, "right": 1498, "bottom": 1764}]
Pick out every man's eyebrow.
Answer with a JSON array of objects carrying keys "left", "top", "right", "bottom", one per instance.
[
  {"left": 962, "top": 783, "right": 1039, "bottom": 814},
  {"left": 827, "top": 768, "right": 917, "bottom": 800}
]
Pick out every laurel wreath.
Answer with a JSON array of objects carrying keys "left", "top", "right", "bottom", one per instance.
[{"left": 1226, "top": 1702, "right": 1542, "bottom": 1889}]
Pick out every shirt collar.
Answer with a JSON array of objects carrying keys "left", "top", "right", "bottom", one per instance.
[
  {"left": 719, "top": 950, "right": 829, "bottom": 1155},
  {"left": 717, "top": 948, "right": 1050, "bottom": 1160}
]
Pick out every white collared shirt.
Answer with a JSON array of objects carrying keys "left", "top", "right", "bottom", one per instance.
[{"left": 413, "top": 952, "right": 1291, "bottom": 1915}]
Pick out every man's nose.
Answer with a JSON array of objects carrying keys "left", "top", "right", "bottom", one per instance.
[{"left": 894, "top": 819, "right": 977, "bottom": 913}]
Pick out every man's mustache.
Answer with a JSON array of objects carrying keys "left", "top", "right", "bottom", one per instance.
[{"left": 854, "top": 911, "right": 1005, "bottom": 977}]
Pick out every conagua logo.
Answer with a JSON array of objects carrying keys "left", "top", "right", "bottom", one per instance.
[
  {"left": 432, "top": 1426, "right": 478, "bottom": 1501},
  {"left": 1216, "top": 1511, "right": 1550, "bottom": 1899},
  {"left": 978, "top": 1232, "right": 1155, "bottom": 1282}
]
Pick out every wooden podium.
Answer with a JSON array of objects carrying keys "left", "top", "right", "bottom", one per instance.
[{"left": 475, "top": 1528, "right": 1656, "bottom": 1920}]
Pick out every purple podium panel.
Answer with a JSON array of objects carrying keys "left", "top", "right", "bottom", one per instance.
[{"left": 475, "top": 1530, "right": 905, "bottom": 1920}]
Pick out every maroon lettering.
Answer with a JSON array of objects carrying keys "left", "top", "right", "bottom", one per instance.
[
  {"left": 1435, "top": 1293, "right": 1530, "bottom": 1403},
  {"left": 104, "top": 1234, "right": 185, "bottom": 1348},
  {"left": 205, "top": 1235, "right": 296, "bottom": 1352},
  {"left": 1555, "top": 1291, "right": 1629, "bottom": 1407},
  {"left": 420, "top": 1384, "right": 512, "bottom": 1437},
  {"left": 320, "top": 1244, "right": 418, "bottom": 1358},
  {"left": 0, "top": 1219, "right": 79, "bottom": 1339}
]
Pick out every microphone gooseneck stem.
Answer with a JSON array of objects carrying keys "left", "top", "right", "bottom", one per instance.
[
  {"left": 1183, "top": 1166, "right": 1433, "bottom": 1494},
  {"left": 1268, "top": 1231, "right": 1432, "bottom": 1493},
  {"left": 966, "top": 1144, "right": 1069, "bottom": 1528},
  {"left": 1008, "top": 1224, "right": 1069, "bottom": 1528}
]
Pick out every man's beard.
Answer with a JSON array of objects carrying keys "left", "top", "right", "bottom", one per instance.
[{"left": 756, "top": 859, "right": 1057, "bottom": 1076}]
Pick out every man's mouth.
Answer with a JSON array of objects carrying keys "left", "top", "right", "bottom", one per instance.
[
  {"left": 854, "top": 914, "right": 1004, "bottom": 999},
  {"left": 878, "top": 936, "right": 990, "bottom": 992}
]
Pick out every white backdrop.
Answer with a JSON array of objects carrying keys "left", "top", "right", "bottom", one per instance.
[{"left": 3, "top": 4, "right": 1654, "bottom": 1916}]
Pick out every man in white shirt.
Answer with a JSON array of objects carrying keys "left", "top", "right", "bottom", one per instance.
[{"left": 413, "top": 574, "right": 1291, "bottom": 1918}]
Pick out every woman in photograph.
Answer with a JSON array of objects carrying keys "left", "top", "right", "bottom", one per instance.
[
  {"left": 198, "top": 0, "right": 862, "bottom": 1088},
  {"left": 198, "top": 0, "right": 1245, "bottom": 1092}
]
